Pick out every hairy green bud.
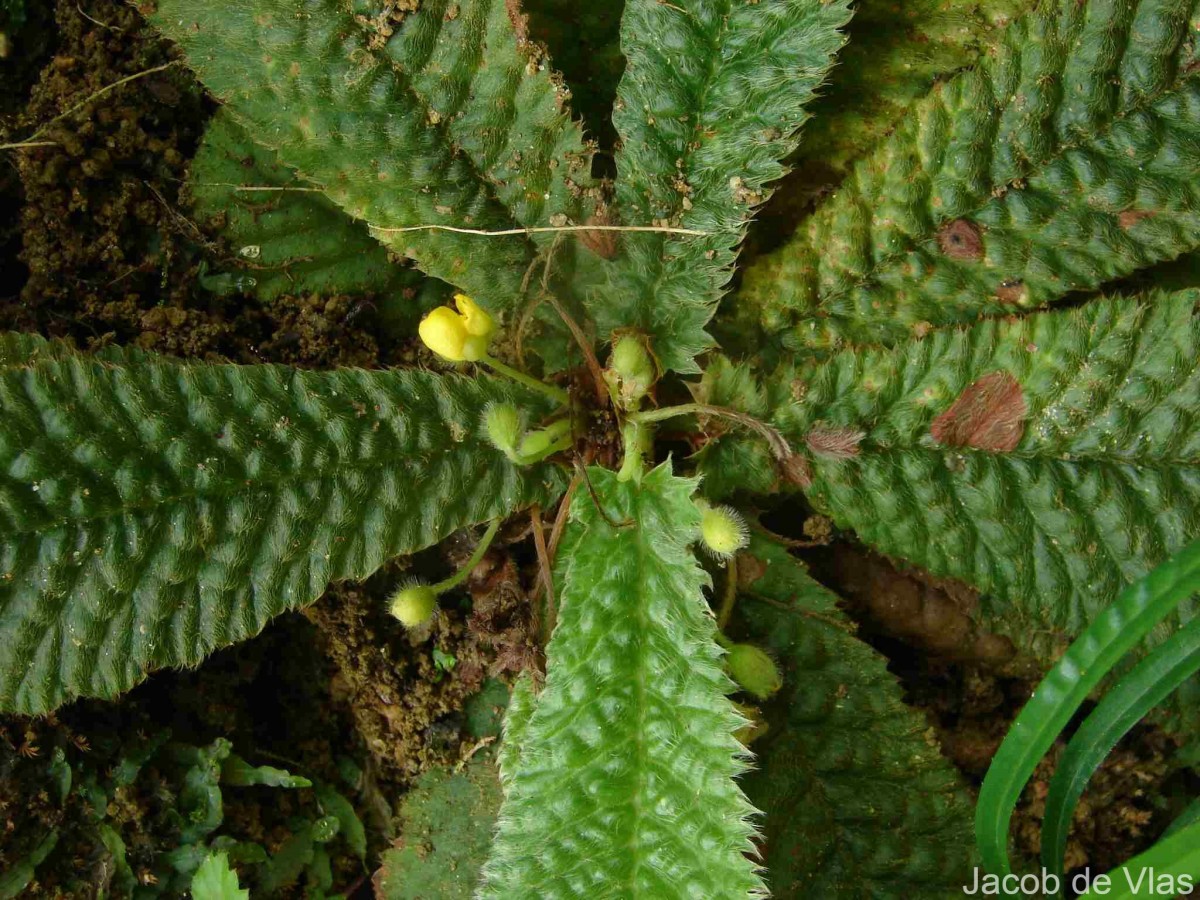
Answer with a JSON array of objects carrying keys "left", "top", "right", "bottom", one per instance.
[
  {"left": 390, "top": 582, "right": 438, "bottom": 627},
  {"left": 699, "top": 504, "right": 748, "bottom": 559},
  {"left": 516, "top": 418, "right": 572, "bottom": 462},
  {"left": 605, "top": 335, "right": 655, "bottom": 407},
  {"left": 483, "top": 402, "right": 522, "bottom": 459},
  {"left": 726, "top": 644, "right": 782, "bottom": 700}
]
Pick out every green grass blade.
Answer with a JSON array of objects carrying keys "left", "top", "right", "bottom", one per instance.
[
  {"left": 1042, "top": 614, "right": 1200, "bottom": 882},
  {"left": 1164, "top": 798, "right": 1200, "bottom": 839},
  {"left": 1077, "top": 822, "right": 1200, "bottom": 900},
  {"left": 975, "top": 537, "right": 1200, "bottom": 877}
]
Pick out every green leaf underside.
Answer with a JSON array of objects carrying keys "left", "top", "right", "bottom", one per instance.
[
  {"left": 480, "top": 465, "right": 763, "bottom": 898},
  {"left": 738, "top": 0, "right": 1200, "bottom": 352},
  {"left": 699, "top": 290, "right": 1200, "bottom": 724},
  {"left": 740, "top": 537, "right": 976, "bottom": 898},
  {"left": 374, "top": 753, "right": 502, "bottom": 900},
  {"left": 606, "top": 0, "right": 852, "bottom": 373},
  {"left": 190, "top": 110, "right": 424, "bottom": 303},
  {"left": 148, "top": 0, "right": 595, "bottom": 312},
  {"left": 0, "top": 341, "right": 566, "bottom": 714}
]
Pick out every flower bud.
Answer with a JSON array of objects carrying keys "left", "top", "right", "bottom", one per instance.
[
  {"left": 389, "top": 582, "right": 438, "bottom": 627},
  {"left": 731, "top": 701, "right": 770, "bottom": 745},
  {"left": 516, "top": 418, "right": 572, "bottom": 461},
  {"left": 604, "top": 335, "right": 654, "bottom": 406},
  {"left": 726, "top": 643, "right": 782, "bottom": 700},
  {"left": 699, "top": 504, "right": 748, "bottom": 559},
  {"left": 417, "top": 294, "right": 496, "bottom": 362},
  {"left": 484, "top": 403, "right": 523, "bottom": 459}
]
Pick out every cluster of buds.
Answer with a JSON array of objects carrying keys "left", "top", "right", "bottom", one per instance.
[{"left": 484, "top": 402, "right": 573, "bottom": 465}]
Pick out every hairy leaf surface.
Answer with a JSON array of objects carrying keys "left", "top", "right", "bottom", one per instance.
[
  {"left": 149, "top": 0, "right": 595, "bottom": 312},
  {"left": 739, "top": 537, "right": 976, "bottom": 898},
  {"left": 699, "top": 291, "right": 1200, "bottom": 723},
  {"left": 0, "top": 342, "right": 566, "bottom": 714},
  {"left": 190, "top": 110, "right": 424, "bottom": 303},
  {"left": 784, "top": 0, "right": 1036, "bottom": 187},
  {"left": 738, "top": 0, "right": 1200, "bottom": 352},
  {"left": 606, "top": 0, "right": 852, "bottom": 372},
  {"left": 480, "top": 465, "right": 763, "bottom": 898}
]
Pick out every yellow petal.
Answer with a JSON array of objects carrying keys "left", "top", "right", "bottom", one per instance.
[
  {"left": 419, "top": 307, "right": 468, "bottom": 361},
  {"left": 454, "top": 293, "right": 496, "bottom": 338}
]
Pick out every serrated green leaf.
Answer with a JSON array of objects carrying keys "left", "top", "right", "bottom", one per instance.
[
  {"left": 605, "top": 0, "right": 852, "bottom": 372},
  {"left": 190, "top": 110, "right": 425, "bottom": 303},
  {"left": 374, "top": 753, "right": 502, "bottom": 900},
  {"left": 496, "top": 671, "right": 536, "bottom": 793},
  {"left": 192, "top": 852, "right": 249, "bottom": 900},
  {"left": 0, "top": 343, "right": 566, "bottom": 714},
  {"left": 738, "top": 537, "right": 976, "bottom": 898},
  {"left": 148, "top": 0, "right": 595, "bottom": 312},
  {"left": 738, "top": 0, "right": 1200, "bottom": 352},
  {"left": 479, "top": 464, "right": 763, "bottom": 899},
  {"left": 523, "top": 0, "right": 625, "bottom": 148},
  {"left": 786, "top": 0, "right": 1037, "bottom": 189},
  {"left": 700, "top": 290, "right": 1200, "bottom": 727}
]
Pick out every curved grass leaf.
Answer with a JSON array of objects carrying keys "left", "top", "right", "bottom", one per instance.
[
  {"left": 190, "top": 110, "right": 425, "bottom": 303},
  {"left": 1077, "top": 821, "right": 1200, "bottom": 900},
  {"left": 975, "top": 537, "right": 1200, "bottom": 877},
  {"left": 149, "top": 0, "right": 596, "bottom": 312},
  {"left": 738, "top": 536, "right": 977, "bottom": 898},
  {"left": 699, "top": 290, "right": 1200, "bottom": 725},
  {"left": 606, "top": 0, "right": 852, "bottom": 372},
  {"left": 1042, "top": 615, "right": 1200, "bottom": 881},
  {"left": 1165, "top": 798, "right": 1200, "bottom": 839},
  {"left": 0, "top": 340, "right": 566, "bottom": 714},
  {"left": 480, "top": 464, "right": 763, "bottom": 898},
  {"left": 737, "top": 0, "right": 1200, "bottom": 352}
]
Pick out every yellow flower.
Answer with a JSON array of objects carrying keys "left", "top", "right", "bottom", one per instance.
[{"left": 418, "top": 294, "right": 496, "bottom": 362}]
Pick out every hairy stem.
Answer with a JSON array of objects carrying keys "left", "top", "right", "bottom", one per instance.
[
  {"left": 433, "top": 519, "right": 502, "bottom": 594},
  {"left": 481, "top": 356, "right": 569, "bottom": 405},
  {"left": 629, "top": 403, "right": 791, "bottom": 459}
]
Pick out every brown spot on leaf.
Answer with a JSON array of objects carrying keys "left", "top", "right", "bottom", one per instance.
[
  {"left": 578, "top": 207, "right": 619, "bottom": 259},
  {"left": 931, "top": 371, "right": 1027, "bottom": 451},
  {"left": 805, "top": 426, "right": 865, "bottom": 459},
  {"left": 1118, "top": 209, "right": 1155, "bottom": 229},
  {"left": 995, "top": 280, "right": 1027, "bottom": 304},
  {"left": 937, "top": 219, "right": 984, "bottom": 260}
]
